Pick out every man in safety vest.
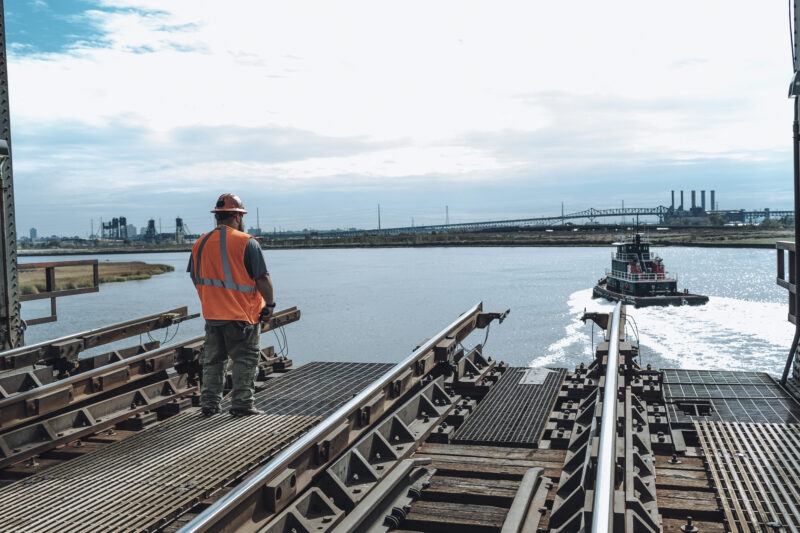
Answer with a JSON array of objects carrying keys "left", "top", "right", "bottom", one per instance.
[{"left": 187, "top": 193, "right": 275, "bottom": 417}]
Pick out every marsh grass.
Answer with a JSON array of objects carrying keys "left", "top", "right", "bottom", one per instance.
[{"left": 20, "top": 261, "right": 174, "bottom": 295}]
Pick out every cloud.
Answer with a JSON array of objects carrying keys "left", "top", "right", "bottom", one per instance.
[{"left": 5, "top": 0, "right": 796, "bottom": 235}]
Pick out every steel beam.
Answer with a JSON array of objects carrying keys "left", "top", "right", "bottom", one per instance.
[
  {"left": 179, "top": 303, "right": 496, "bottom": 533},
  {"left": 0, "top": 372, "right": 195, "bottom": 469},
  {"left": 0, "top": 306, "right": 300, "bottom": 431},
  {"left": 0, "top": 337, "right": 198, "bottom": 431},
  {"left": 0, "top": 307, "right": 192, "bottom": 372},
  {"left": 261, "top": 377, "right": 457, "bottom": 533},
  {"left": 0, "top": 2, "right": 21, "bottom": 350},
  {"left": 0, "top": 341, "right": 158, "bottom": 398}
]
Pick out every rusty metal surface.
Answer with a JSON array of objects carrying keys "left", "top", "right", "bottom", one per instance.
[
  {"left": 0, "top": 342, "right": 160, "bottom": 397},
  {"left": 254, "top": 362, "right": 393, "bottom": 417},
  {"left": 0, "top": 410, "right": 318, "bottom": 532},
  {"left": 663, "top": 369, "right": 800, "bottom": 425},
  {"left": 0, "top": 372, "right": 195, "bottom": 469},
  {"left": 0, "top": 306, "right": 191, "bottom": 372},
  {"left": 0, "top": 365, "right": 55, "bottom": 398},
  {"left": 452, "top": 367, "right": 566, "bottom": 447},
  {"left": 0, "top": 336, "right": 200, "bottom": 431},
  {"left": 260, "top": 377, "right": 457, "bottom": 533},
  {"left": 179, "top": 303, "right": 493, "bottom": 533},
  {"left": 0, "top": 307, "right": 301, "bottom": 431},
  {"left": 696, "top": 421, "right": 800, "bottom": 532}
]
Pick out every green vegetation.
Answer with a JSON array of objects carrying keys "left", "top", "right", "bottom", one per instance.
[
  {"left": 708, "top": 214, "right": 725, "bottom": 226},
  {"left": 20, "top": 261, "right": 174, "bottom": 295}
]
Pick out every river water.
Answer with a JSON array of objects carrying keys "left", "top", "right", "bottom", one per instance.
[{"left": 19, "top": 246, "right": 793, "bottom": 376}]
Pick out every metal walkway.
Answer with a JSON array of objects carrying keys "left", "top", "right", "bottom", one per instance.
[
  {"left": 0, "top": 410, "right": 317, "bottom": 532},
  {"left": 0, "top": 361, "right": 394, "bottom": 532},
  {"left": 453, "top": 367, "right": 565, "bottom": 447},
  {"left": 254, "top": 361, "right": 393, "bottom": 417},
  {"left": 663, "top": 369, "right": 800, "bottom": 425},
  {"left": 697, "top": 421, "right": 800, "bottom": 532}
]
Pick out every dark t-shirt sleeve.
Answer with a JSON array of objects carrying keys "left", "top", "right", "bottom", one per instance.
[
  {"left": 186, "top": 256, "right": 194, "bottom": 281},
  {"left": 243, "top": 238, "right": 268, "bottom": 280}
]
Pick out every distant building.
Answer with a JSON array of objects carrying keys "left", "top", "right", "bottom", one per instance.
[
  {"left": 29, "top": 228, "right": 37, "bottom": 240},
  {"left": 140, "top": 226, "right": 147, "bottom": 236},
  {"left": 126, "top": 224, "right": 137, "bottom": 237}
]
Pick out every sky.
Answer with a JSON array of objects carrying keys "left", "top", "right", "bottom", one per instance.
[{"left": 3, "top": 0, "right": 797, "bottom": 236}]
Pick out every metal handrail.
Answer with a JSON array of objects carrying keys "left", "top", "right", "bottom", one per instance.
[
  {"left": 179, "top": 302, "right": 484, "bottom": 533},
  {"left": 606, "top": 270, "right": 674, "bottom": 282},
  {"left": 613, "top": 252, "right": 652, "bottom": 261},
  {"left": 591, "top": 302, "right": 622, "bottom": 532}
]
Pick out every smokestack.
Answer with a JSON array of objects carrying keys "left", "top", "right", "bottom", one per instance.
[
  {"left": 711, "top": 190, "right": 715, "bottom": 211},
  {"left": 671, "top": 190, "right": 675, "bottom": 210},
  {"left": 680, "top": 190, "right": 684, "bottom": 210},
  {"left": 691, "top": 190, "right": 696, "bottom": 209},
  {"left": 701, "top": 190, "right": 706, "bottom": 211}
]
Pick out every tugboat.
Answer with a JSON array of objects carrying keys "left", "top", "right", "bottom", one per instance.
[{"left": 593, "top": 233, "right": 709, "bottom": 307}]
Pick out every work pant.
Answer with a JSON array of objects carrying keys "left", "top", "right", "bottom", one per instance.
[{"left": 201, "top": 322, "right": 261, "bottom": 410}]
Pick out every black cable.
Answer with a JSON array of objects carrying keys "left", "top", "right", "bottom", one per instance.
[
  {"left": 272, "top": 326, "right": 289, "bottom": 357},
  {"left": 163, "top": 320, "right": 181, "bottom": 344},
  {"left": 481, "top": 323, "right": 491, "bottom": 351}
]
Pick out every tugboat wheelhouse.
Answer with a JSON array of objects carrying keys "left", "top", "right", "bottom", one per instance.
[{"left": 606, "top": 234, "right": 677, "bottom": 297}]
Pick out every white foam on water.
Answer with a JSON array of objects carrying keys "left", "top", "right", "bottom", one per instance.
[{"left": 532, "top": 288, "right": 794, "bottom": 376}]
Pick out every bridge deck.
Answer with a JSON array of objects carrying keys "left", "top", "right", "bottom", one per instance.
[{"left": 0, "top": 410, "right": 317, "bottom": 532}]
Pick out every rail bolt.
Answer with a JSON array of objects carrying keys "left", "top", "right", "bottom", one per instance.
[{"left": 680, "top": 516, "right": 698, "bottom": 533}]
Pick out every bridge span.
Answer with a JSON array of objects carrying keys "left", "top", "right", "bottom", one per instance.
[{"left": 310, "top": 206, "right": 795, "bottom": 238}]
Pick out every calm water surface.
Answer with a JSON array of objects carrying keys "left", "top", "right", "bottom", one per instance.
[{"left": 20, "top": 246, "right": 793, "bottom": 376}]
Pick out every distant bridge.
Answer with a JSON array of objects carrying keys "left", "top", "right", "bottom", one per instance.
[{"left": 264, "top": 206, "right": 794, "bottom": 238}]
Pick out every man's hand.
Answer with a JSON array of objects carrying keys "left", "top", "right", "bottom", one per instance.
[{"left": 259, "top": 305, "right": 274, "bottom": 323}]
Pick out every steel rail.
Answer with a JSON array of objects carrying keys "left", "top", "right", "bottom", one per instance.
[
  {"left": 179, "top": 302, "right": 484, "bottom": 533},
  {"left": 0, "top": 306, "right": 192, "bottom": 371},
  {"left": 0, "top": 307, "right": 300, "bottom": 431},
  {"left": 591, "top": 301, "right": 622, "bottom": 533}
]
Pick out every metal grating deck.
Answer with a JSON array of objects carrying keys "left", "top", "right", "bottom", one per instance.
[
  {"left": 663, "top": 369, "right": 800, "bottom": 425},
  {"left": 697, "top": 421, "right": 800, "bottom": 532},
  {"left": 255, "top": 362, "right": 393, "bottom": 417},
  {"left": 0, "top": 411, "right": 317, "bottom": 532},
  {"left": 453, "top": 367, "right": 566, "bottom": 447}
]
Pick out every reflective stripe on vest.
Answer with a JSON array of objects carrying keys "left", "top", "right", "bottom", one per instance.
[
  {"left": 193, "top": 227, "right": 256, "bottom": 294},
  {"left": 191, "top": 226, "right": 263, "bottom": 323}
]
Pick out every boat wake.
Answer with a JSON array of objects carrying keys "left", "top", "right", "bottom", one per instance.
[{"left": 530, "top": 288, "right": 794, "bottom": 376}]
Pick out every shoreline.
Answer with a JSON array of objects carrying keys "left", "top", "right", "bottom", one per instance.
[{"left": 17, "top": 240, "right": 779, "bottom": 256}]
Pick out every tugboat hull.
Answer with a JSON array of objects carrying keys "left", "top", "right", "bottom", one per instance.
[{"left": 593, "top": 280, "right": 709, "bottom": 308}]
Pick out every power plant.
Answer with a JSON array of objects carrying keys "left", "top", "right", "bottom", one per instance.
[{"left": 668, "top": 188, "right": 718, "bottom": 217}]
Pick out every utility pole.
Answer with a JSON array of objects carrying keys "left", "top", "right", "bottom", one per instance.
[
  {"left": 257, "top": 208, "right": 261, "bottom": 236},
  {"left": 159, "top": 218, "right": 162, "bottom": 235},
  {"left": 91, "top": 219, "right": 93, "bottom": 239},
  {"left": 378, "top": 204, "right": 381, "bottom": 230},
  {"left": 561, "top": 202, "right": 564, "bottom": 225},
  {"left": 412, "top": 217, "right": 414, "bottom": 227}
]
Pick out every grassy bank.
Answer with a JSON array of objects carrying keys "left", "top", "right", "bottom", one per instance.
[
  {"left": 16, "top": 226, "right": 795, "bottom": 255},
  {"left": 20, "top": 261, "right": 174, "bottom": 295}
]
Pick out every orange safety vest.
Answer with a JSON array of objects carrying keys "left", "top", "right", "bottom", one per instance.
[{"left": 191, "top": 226, "right": 264, "bottom": 324}]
